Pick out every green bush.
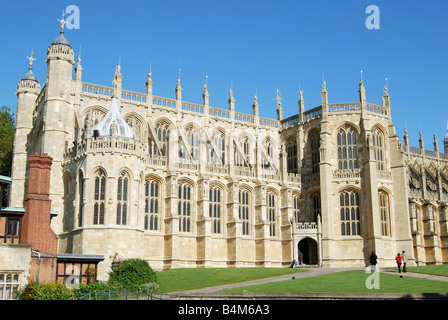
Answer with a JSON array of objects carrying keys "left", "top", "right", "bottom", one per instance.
[
  {"left": 18, "top": 282, "right": 74, "bottom": 300},
  {"left": 74, "top": 282, "right": 114, "bottom": 300},
  {"left": 108, "top": 258, "right": 157, "bottom": 292}
]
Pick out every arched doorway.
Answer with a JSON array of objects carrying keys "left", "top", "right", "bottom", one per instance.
[{"left": 298, "top": 237, "right": 318, "bottom": 265}]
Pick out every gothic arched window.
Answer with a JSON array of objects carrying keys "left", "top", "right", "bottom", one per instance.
[
  {"left": 116, "top": 171, "right": 129, "bottom": 225},
  {"left": 178, "top": 183, "right": 193, "bottom": 232},
  {"left": 267, "top": 191, "right": 277, "bottom": 237},
  {"left": 340, "top": 190, "right": 361, "bottom": 236},
  {"left": 337, "top": 127, "right": 358, "bottom": 170},
  {"left": 286, "top": 138, "right": 298, "bottom": 173},
  {"left": 239, "top": 189, "right": 250, "bottom": 236},
  {"left": 209, "top": 186, "right": 223, "bottom": 234},
  {"left": 208, "top": 131, "right": 226, "bottom": 164},
  {"left": 379, "top": 191, "right": 390, "bottom": 236},
  {"left": 145, "top": 179, "right": 160, "bottom": 231},
  {"left": 372, "top": 128, "right": 385, "bottom": 171},
  {"left": 151, "top": 122, "right": 170, "bottom": 156},
  {"left": 93, "top": 169, "right": 106, "bottom": 225}
]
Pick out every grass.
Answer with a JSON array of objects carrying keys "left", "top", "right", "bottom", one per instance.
[
  {"left": 404, "top": 265, "right": 448, "bottom": 277},
  {"left": 156, "top": 267, "right": 305, "bottom": 293},
  {"left": 218, "top": 270, "right": 448, "bottom": 294}
]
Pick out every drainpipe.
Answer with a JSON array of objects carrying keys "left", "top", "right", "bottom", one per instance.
[{"left": 31, "top": 250, "right": 41, "bottom": 284}]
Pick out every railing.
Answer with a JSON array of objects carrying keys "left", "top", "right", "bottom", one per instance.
[
  {"left": 281, "top": 115, "right": 300, "bottom": 127},
  {"left": 121, "top": 90, "right": 146, "bottom": 103},
  {"left": 152, "top": 96, "right": 176, "bottom": 108},
  {"left": 366, "top": 103, "right": 388, "bottom": 116},
  {"left": 209, "top": 107, "right": 230, "bottom": 119},
  {"left": 304, "top": 106, "right": 322, "bottom": 120},
  {"left": 206, "top": 163, "right": 228, "bottom": 174},
  {"left": 234, "top": 166, "right": 255, "bottom": 178},
  {"left": 261, "top": 170, "right": 280, "bottom": 181},
  {"left": 182, "top": 102, "right": 204, "bottom": 114},
  {"left": 259, "top": 117, "right": 279, "bottom": 128},
  {"left": 64, "top": 136, "right": 147, "bottom": 161},
  {"left": 147, "top": 155, "right": 167, "bottom": 167},
  {"left": 235, "top": 112, "right": 255, "bottom": 124},
  {"left": 333, "top": 169, "right": 363, "bottom": 180},
  {"left": 328, "top": 102, "right": 360, "bottom": 113},
  {"left": 82, "top": 83, "right": 114, "bottom": 97},
  {"left": 295, "top": 222, "right": 318, "bottom": 233}
]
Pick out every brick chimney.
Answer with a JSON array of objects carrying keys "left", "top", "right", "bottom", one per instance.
[{"left": 21, "top": 152, "right": 58, "bottom": 256}]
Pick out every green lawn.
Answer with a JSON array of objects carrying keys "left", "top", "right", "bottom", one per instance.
[
  {"left": 156, "top": 267, "right": 305, "bottom": 293},
  {"left": 405, "top": 265, "right": 448, "bottom": 277},
  {"left": 218, "top": 270, "right": 448, "bottom": 294}
]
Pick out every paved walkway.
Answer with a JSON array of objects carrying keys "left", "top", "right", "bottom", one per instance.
[{"left": 167, "top": 266, "right": 448, "bottom": 299}]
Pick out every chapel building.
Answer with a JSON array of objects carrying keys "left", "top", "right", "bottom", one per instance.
[{"left": 8, "top": 28, "right": 448, "bottom": 280}]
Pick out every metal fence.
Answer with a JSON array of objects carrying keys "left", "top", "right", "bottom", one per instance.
[{"left": 74, "top": 288, "right": 168, "bottom": 300}]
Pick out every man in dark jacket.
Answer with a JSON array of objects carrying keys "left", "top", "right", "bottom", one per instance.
[{"left": 369, "top": 251, "right": 378, "bottom": 272}]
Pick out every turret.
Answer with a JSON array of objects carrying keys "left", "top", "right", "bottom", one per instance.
[
  {"left": 9, "top": 50, "right": 41, "bottom": 207},
  {"left": 40, "top": 14, "right": 75, "bottom": 235}
]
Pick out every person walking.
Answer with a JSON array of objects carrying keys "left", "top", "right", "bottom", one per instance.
[
  {"left": 369, "top": 251, "right": 377, "bottom": 272},
  {"left": 402, "top": 251, "right": 407, "bottom": 273},
  {"left": 395, "top": 253, "right": 402, "bottom": 278}
]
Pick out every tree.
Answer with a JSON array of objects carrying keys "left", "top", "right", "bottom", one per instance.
[{"left": 0, "top": 106, "right": 15, "bottom": 177}]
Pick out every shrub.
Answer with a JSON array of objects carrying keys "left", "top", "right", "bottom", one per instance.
[
  {"left": 74, "top": 282, "right": 115, "bottom": 300},
  {"left": 108, "top": 258, "right": 157, "bottom": 292},
  {"left": 18, "top": 282, "right": 73, "bottom": 300}
]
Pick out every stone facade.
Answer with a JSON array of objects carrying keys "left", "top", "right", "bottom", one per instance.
[{"left": 9, "top": 30, "right": 448, "bottom": 280}]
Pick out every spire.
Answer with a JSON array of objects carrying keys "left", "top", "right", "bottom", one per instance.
[
  {"left": 21, "top": 49, "right": 39, "bottom": 82},
  {"left": 275, "top": 89, "right": 283, "bottom": 120},
  {"left": 51, "top": 11, "right": 71, "bottom": 47}
]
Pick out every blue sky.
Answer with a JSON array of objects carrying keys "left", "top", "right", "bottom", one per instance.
[{"left": 0, "top": 0, "right": 447, "bottom": 148}]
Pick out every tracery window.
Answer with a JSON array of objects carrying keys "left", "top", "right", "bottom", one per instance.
[
  {"left": 208, "top": 131, "right": 225, "bottom": 164},
  {"left": 267, "top": 191, "right": 277, "bottom": 237},
  {"left": 262, "top": 138, "right": 275, "bottom": 171},
  {"left": 93, "top": 170, "right": 106, "bottom": 225},
  {"left": 340, "top": 190, "right": 360, "bottom": 236},
  {"left": 286, "top": 139, "right": 298, "bottom": 173},
  {"left": 116, "top": 171, "right": 129, "bottom": 225},
  {"left": 293, "top": 195, "right": 300, "bottom": 222},
  {"left": 235, "top": 136, "right": 250, "bottom": 167},
  {"left": 379, "top": 191, "right": 390, "bottom": 236},
  {"left": 180, "top": 126, "right": 200, "bottom": 161},
  {"left": 151, "top": 122, "right": 170, "bottom": 156},
  {"left": 78, "top": 171, "right": 84, "bottom": 227},
  {"left": 239, "top": 190, "right": 250, "bottom": 236},
  {"left": 209, "top": 186, "right": 223, "bottom": 234},
  {"left": 178, "top": 183, "right": 192, "bottom": 232},
  {"left": 309, "top": 131, "right": 320, "bottom": 174},
  {"left": 372, "top": 128, "right": 384, "bottom": 171},
  {"left": 144, "top": 179, "right": 160, "bottom": 231},
  {"left": 337, "top": 127, "right": 358, "bottom": 170},
  {"left": 312, "top": 194, "right": 321, "bottom": 223}
]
